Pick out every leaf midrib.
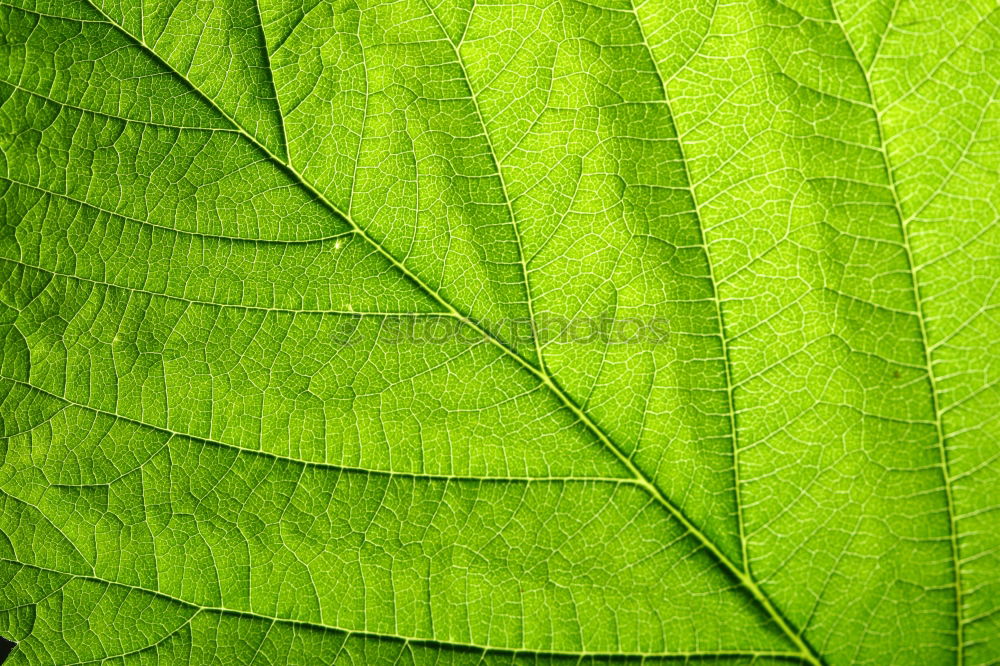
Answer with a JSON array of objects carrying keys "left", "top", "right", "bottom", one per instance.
[{"left": 66, "top": 0, "right": 817, "bottom": 660}]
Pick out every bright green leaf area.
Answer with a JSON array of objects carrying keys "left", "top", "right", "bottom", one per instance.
[{"left": 0, "top": 0, "right": 998, "bottom": 663}]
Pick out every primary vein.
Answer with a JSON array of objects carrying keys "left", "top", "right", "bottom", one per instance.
[{"left": 68, "top": 1, "right": 821, "bottom": 659}]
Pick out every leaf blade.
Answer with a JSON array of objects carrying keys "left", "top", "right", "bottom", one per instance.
[{"left": 1, "top": 0, "right": 997, "bottom": 663}]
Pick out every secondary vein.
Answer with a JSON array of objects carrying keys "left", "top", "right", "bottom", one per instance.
[
  {"left": 624, "top": 2, "right": 821, "bottom": 664},
  {"left": 0, "top": 558, "right": 811, "bottom": 663},
  {"left": 828, "top": 5, "right": 964, "bottom": 662}
]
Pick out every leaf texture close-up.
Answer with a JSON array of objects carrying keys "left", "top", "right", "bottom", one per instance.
[{"left": 0, "top": 0, "right": 998, "bottom": 663}]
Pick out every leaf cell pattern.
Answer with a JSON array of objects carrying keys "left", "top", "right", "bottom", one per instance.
[{"left": 0, "top": 0, "right": 998, "bottom": 664}]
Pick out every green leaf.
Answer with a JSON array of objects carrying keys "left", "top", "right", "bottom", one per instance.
[{"left": 0, "top": 0, "right": 997, "bottom": 663}]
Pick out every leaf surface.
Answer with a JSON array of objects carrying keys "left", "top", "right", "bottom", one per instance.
[{"left": 0, "top": 0, "right": 998, "bottom": 663}]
